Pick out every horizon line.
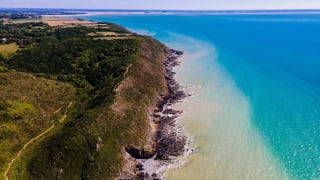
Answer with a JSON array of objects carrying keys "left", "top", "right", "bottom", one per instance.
[{"left": 2, "top": 7, "right": 320, "bottom": 11}]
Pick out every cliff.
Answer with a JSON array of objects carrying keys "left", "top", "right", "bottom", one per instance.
[{"left": 1, "top": 16, "right": 185, "bottom": 180}]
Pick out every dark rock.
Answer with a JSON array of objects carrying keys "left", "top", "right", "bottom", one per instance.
[
  {"left": 136, "top": 172, "right": 145, "bottom": 180},
  {"left": 163, "top": 109, "right": 182, "bottom": 115},
  {"left": 125, "top": 146, "right": 155, "bottom": 159},
  {"left": 122, "top": 49, "right": 187, "bottom": 179},
  {"left": 136, "top": 163, "right": 143, "bottom": 171},
  {"left": 142, "top": 148, "right": 155, "bottom": 159},
  {"left": 125, "top": 146, "right": 141, "bottom": 159},
  {"left": 153, "top": 113, "right": 161, "bottom": 118}
]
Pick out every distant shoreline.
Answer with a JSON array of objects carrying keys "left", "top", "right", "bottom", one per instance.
[{"left": 3, "top": 8, "right": 320, "bottom": 17}]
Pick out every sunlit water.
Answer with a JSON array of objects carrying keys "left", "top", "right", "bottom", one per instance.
[{"left": 81, "top": 13, "right": 320, "bottom": 179}]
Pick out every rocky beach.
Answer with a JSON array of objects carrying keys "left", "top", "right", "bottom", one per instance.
[{"left": 119, "top": 49, "right": 189, "bottom": 179}]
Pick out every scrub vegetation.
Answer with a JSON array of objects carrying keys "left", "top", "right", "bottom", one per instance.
[{"left": 0, "top": 16, "right": 167, "bottom": 179}]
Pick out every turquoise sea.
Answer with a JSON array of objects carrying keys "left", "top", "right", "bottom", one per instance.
[{"left": 81, "top": 13, "right": 320, "bottom": 179}]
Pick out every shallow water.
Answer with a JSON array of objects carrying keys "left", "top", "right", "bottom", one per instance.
[{"left": 82, "top": 13, "right": 320, "bottom": 179}]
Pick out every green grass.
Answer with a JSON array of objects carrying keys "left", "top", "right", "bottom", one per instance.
[
  {"left": 0, "top": 19, "right": 168, "bottom": 179},
  {"left": 6, "top": 101, "right": 37, "bottom": 118},
  {"left": 80, "top": 37, "right": 168, "bottom": 179},
  {"left": 15, "top": 37, "right": 168, "bottom": 180},
  {"left": 0, "top": 72, "right": 75, "bottom": 177},
  {"left": 0, "top": 43, "right": 19, "bottom": 58}
]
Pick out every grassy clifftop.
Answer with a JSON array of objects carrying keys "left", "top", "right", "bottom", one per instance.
[
  {"left": 0, "top": 17, "right": 168, "bottom": 179},
  {"left": 24, "top": 37, "right": 168, "bottom": 180}
]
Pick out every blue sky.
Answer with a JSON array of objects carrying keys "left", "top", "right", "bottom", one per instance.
[{"left": 1, "top": 0, "right": 320, "bottom": 10}]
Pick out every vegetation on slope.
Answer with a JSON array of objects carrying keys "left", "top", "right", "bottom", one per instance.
[
  {"left": 0, "top": 43, "right": 19, "bottom": 58},
  {"left": 0, "top": 72, "right": 75, "bottom": 177},
  {"left": 21, "top": 36, "right": 167, "bottom": 180},
  {"left": 0, "top": 17, "right": 168, "bottom": 179}
]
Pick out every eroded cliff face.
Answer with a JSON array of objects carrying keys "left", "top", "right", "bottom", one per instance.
[
  {"left": 117, "top": 43, "right": 188, "bottom": 179},
  {"left": 4, "top": 22, "right": 182, "bottom": 179},
  {"left": 3, "top": 22, "right": 169, "bottom": 179}
]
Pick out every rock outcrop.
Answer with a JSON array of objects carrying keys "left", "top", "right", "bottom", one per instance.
[{"left": 120, "top": 49, "right": 188, "bottom": 180}]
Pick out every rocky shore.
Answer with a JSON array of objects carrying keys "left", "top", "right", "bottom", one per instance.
[{"left": 119, "top": 49, "right": 188, "bottom": 180}]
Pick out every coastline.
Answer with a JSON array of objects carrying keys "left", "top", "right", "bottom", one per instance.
[
  {"left": 67, "top": 15, "right": 194, "bottom": 179},
  {"left": 10, "top": 12, "right": 320, "bottom": 179},
  {"left": 119, "top": 49, "right": 190, "bottom": 179},
  {"left": 1, "top": 15, "right": 192, "bottom": 179},
  {"left": 3, "top": 13, "right": 305, "bottom": 179}
]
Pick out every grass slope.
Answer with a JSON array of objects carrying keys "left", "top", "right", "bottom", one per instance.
[
  {"left": 0, "top": 44, "right": 19, "bottom": 58},
  {"left": 23, "top": 37, "right": 168, "bottom": 180},
  {"left": 0, "top": 18, "right": 168, "bottom": 179},
  {"left": 0, "top": 72, "right": 75, "bottom": 177}
]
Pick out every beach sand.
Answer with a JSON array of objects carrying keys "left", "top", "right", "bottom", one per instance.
[{"left": 162, "top": 35, "right": 287, "bottom": 180}]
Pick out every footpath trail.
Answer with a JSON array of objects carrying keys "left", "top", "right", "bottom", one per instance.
[
  {"left": 4, "top": 124, "right": 55, "bottom": 180},
  {"left": 4, "top": 102, "right": 73, "bottom": 180},
  {"left": 124, "top": 64, "right": 132, "bottom": 78}
]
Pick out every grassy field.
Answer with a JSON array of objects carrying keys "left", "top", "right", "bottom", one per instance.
[
  {"left": 0, "top": 44, "right": 19, "bottom": 58},
  {"left": 7, "top": 17, "right": 102, "bottom": 28},
  {"left": 0, "top": 72, "right": 75, "bottom": 177}
]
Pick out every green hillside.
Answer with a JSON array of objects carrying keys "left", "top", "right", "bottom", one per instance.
[{"left": 0, "top": 17, "right": 168, "bottom": 179}]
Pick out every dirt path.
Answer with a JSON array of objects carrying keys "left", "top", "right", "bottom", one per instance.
[
  {"left": 3, "top": 124, "right": 55, "bottom": 180},
  {"left": 124, "top": 64, "right": 132, "bottom": 78},
  {"left": 113, "top": 64, "right": 132, "bottom": 93},
  {"left": 4, "top": 102, "right": 73, "bottom": 180}
]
